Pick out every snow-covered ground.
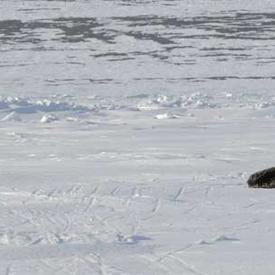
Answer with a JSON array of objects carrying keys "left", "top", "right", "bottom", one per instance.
[{"left": 1, "top": 0, "right": 275, "bottom": 274}]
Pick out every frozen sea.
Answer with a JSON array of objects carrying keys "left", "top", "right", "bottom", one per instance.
[{"left": 1, "top": 0, "right": 275, "bottom": 274}]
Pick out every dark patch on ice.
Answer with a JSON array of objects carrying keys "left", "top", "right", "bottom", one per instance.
[
  {"left": 93, "top": 52, "right": 128, "bottom": 58},
  {"left": 0, "top": 17, "right": 115, "bottom": 45},
  {"left": 114, "top": 13, "right": 275, "bottom": 41},
  {"left": 124, "top": 30, "right": 174, "bottom": 45},
  {"left": 87, "top": 78, "right": 115, "bottom": 84}
]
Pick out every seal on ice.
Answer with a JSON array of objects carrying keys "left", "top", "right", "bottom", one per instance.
[{"left": 247, "top": 167, "right": 275, "bottom": 188}]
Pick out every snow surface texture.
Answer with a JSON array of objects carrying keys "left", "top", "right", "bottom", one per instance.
[{"left": 1, "top": 0, "right": 275, "bottom": 274}]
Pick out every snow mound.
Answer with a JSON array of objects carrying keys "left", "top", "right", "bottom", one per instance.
[
  {"left": 137, "top": 93, "right": 218, "bottom": 111},
  {"left": 40, "top": 114, "right": 58, "bottom": 123},
  {"left": 0, "top": 96, "right": 91, "bottom": 114},
  {"left": 154, "top": 113, "right": 179, "bottom": 119},
  {"left": 197, "top": 235, "right": 240, "bottom": 245}
]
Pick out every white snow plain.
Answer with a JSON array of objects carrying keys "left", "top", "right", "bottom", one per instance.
[
  {"left": 1, "top": 93, "right": 275, "bottom": 275},
  {"left": 1, "top": 0, "right": 275, "bottom": 274}
]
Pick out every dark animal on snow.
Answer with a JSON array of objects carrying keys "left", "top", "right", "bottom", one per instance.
[{"left": 247, "top": 167, "right": 275, "bottom": 188}]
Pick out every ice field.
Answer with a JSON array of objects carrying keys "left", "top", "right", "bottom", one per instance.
[{"left": 1, "top": 0, "right": 275, "bottom": 274}]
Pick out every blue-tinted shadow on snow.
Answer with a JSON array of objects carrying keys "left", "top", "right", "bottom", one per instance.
[{"left": 117, "top": 233, "right": 152, "bottom": 245}]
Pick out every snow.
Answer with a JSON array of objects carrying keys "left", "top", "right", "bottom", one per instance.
[
  {"left": 40, "top": 114, "right": 58, "bottom": 123},
  {"left": 1, "top": 0, "right": 275, "bottom": 274},
  {"left": 0, "top": 94, "right": 274, "bottom": 274}
]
